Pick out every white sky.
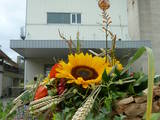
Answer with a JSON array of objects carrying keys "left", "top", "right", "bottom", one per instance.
[{"left": 0, "top": 0, "right": 26, "bottom": 61}]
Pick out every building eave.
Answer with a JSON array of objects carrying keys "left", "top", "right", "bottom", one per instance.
[{"left": 10, "top": 40, "right": 151, "bottom": 58}]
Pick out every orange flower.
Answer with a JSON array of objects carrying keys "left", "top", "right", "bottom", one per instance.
[{"left": 50, "top": 63, "right": 60, "bottom": 78}]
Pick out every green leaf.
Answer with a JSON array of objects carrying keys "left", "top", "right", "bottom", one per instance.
[
  {"left": 20, "top": 91, "right": 32, "bottom": 103},
  {"left": 143, "top": 113, "right": 160, "bottom": 120},
  {"left": 52, "top": 113, "right": 61, "bottom": 120},
  {"left": 121, "top": 47, "right": 146, "bottom": 75},
  {"left": 111, "top": 91, "right": 127, "bottom": 100},
  {"left": 134, "top": 74, "right": 148, "bottom": 93},
  {"left": 128, "top": 84, "right": 135, "bottom": 95},
  {"left": 113, "top": 114, "right": 126, "bottom": 120},
  {"left": 134, "top": 74, "right": 148, "bottom": 86},
  {"left": 145, "top": 47, "right": 155, "bottom": 120},
  {"left": 102, "top": 69, "right": 110, "bottom": 82}
]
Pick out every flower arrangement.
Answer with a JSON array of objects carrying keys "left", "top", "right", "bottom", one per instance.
[{"left": 7, "top": 1, "right": 157, "bottom": 120}]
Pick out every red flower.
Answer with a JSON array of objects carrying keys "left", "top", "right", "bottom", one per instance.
[
  {"left": 34, "top": 85, "right": 48, "bottom": 100},
  {"left": 50, "top": 63, "right": 60, "bottom": 78},
  {"left": 57, "top": 78, "right": 66, "bottom": 95}
]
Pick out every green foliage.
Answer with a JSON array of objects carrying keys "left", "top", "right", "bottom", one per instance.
[
  {"left": 102, "top": 69, "right": 111, "bottom": 83},
  {"left": 113, "top": 114, "right": 126, "bottom": 120},
  {"left": 100, "top": 47, "right": 155, "bottom": 120},
  {"left": 120, "top": 47, "right": 155, "bottom": 120},
  {"left": 20, "top": 91, "right": 33, "bottom": 104},
  {"left": 0, "top": 100, "right": 16, "bottom": 120},
  {"left": 121, "top": 47, "right": 146, "bottom": 75},
  {"left": 104, "top": 97, "right": 112, "bottom": 113},
  {"left": 143, "top": 113, "right": 160, "bottom": 120},
  {"left": 52, "top": 107, "right": 76, "bottom": 120}
]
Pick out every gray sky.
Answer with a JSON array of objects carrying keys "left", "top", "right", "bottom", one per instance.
[{"left": 0, "top": 0, "right": 26, "bottom": 61}]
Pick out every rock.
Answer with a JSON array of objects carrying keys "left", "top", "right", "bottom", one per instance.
[
  {"left": 115, "top": 104, "right": 127, "bottom": 114},
  {"left": 118, "top": 97, "right": 134, "bottom": 105},
  {"left": 124, "top": 103, "right": 146, "bottom": 117},
  {"left": 153, "top": 101, "right": 160, "bottom": 112},
  {"left": 135, "top": 96, "right": 147, "bottom": 103}
]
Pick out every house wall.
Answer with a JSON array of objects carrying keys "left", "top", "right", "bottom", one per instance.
[{"left": 26, "top": 0, "right": 130, "bottom": 40}]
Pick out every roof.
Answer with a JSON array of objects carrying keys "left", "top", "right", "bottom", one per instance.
[{"left": 0, "top": 49, "right": 18, "bottom": 68}]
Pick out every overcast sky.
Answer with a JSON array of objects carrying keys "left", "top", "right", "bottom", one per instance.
[{"left": 0, "top": 0, "right": 26, "bottom": 61}]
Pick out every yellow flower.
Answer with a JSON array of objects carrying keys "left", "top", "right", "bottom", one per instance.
[
  {"left": 115, "top": 60, "right": 123, "bottom": 71},
  {"left": 106, "top": 66, "right": 112, "bottom": 75},
  {"left": 56, "top": 53, "right": 106, "bottom": 88},
  {"left": 105, "top": 59, "right": 123, "bottom": 75},
  {"left": 41, "top": 74, "right": 53, "bottom": 85}
]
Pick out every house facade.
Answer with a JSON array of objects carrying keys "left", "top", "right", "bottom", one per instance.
[
  {"left": 0, "top": 50, "right": 24, "bottom": 97},
  {"left": 11, "top": 0, "right": 151, "bottom": 87}
]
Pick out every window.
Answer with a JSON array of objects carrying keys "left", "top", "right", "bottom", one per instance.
[
  {"left": 77, "top": 13, "right": 81, "bottom": 24},
  {"left": 72, "top": 14, "right": 76, "bottom": 23},
  {"left": 47, "top": 13, "right": 70, "bottom": 24},
  {"left": 47, "top": 12, "right": 81, "bottom": 24},
  {"left": 71, "top": 13, "right": 81, "bottom": 24}
]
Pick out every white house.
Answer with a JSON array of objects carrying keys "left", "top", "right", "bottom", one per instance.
[{"left": 10, "top": 0, "right": 151, "bottom": 86}]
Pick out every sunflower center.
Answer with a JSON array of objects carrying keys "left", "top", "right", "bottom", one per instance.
[{"left": 71, "top": 66, "right": 98, "bottom": 80}]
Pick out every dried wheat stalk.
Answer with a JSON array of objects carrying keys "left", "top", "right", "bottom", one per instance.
[
  {"left": 72, "top": 86, "right": 101, "bottom": 120},
  {"left": 13, "top": 90, "right": 30, "bottom": 104},
  {"left": 29, "top": 96, "right": 53, "bottom": 106},
  {"left": 72, "top": 96, "right": 94, "bottom": 120},
  {"left": 29, "top": 96, "right": 64, "bottom": 114}
]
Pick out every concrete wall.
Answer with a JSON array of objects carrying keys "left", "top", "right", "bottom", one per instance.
[
  {"left": 128, "top": 0, "right": 160, "bottom": 74},
  {"left": 149, "top": 0, "right": 160, "bottom": 74},
  {"left": 26, "top": 0, "right": 130, "bottom": 40},
  {"left": 127, "top": 0, "right": 140, "bottom": 40}
]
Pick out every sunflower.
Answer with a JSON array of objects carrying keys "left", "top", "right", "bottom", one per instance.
[{"left": 56, "top": 53, "right": 106, "bottom": 88}]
